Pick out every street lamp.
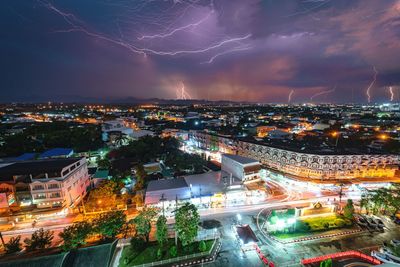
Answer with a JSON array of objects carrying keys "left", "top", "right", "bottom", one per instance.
[
  {"left": 379, "top": 134, "right": 388, "bottom": 140},
  {"left": 331, "top": 131, "right": 340, "bottom": 148}
]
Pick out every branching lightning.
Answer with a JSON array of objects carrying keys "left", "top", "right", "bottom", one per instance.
[
  {"left": 39, "top": 0, "right": 252, "bottom": 62},
  {"left": 288, "top": 90, "right": 294, "bottom": 103},
  {"left": 366, "top": 66, "right": 378, "bottom": 103},
  {"left": 176, "top": 81, "right": 192, "bottom": 100},
  {"left": 138, "top": 12, "right": 212, "bottom": 40},
  {"left": 201, "top": 45, "right": 252, "bottom": 64},
  {"left": 310, "top": 86, "right": 336, "bottom": 101}
]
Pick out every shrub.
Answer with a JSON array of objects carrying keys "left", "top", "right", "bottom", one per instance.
[
  {"left": 156, "top": 247, "right": 163, "bottom": 259},
  {"left": 198, "top": 240, "right": 207, "bottom": 252},
  {"left": 323, "top": 222, "right": 330, "bottom": 229},
  {"left": 169, "top": 245, "right": 178, "bottom": 257},
  {"left": 334, "top": 219, "right": 346, "bottom": 227}
]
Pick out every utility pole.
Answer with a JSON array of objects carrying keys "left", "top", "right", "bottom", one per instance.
[
  {"left": 160, "top": 194, "right": 166, "bottom": 217},
  {"left": 175, "top": 194, "right": 178, "bottom": 246}
]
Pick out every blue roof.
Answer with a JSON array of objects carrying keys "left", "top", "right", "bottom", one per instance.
[
  {"left": 39, "top": 148, "right": 74, "bottom": 159},
  {"left": 16, "top": 153, "right": 36, "bottom": 161}
]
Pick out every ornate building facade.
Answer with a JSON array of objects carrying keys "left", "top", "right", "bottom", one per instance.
[{"left": 189, "top": 131, "right": 399, "bottom": 181}]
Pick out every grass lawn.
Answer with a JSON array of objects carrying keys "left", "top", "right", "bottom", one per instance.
[
  {"left": 119, "top": 239, "right": 214, "bottom": 267},
  {"left": 270, "top": 214, "right": 354, "bottom": 240}
]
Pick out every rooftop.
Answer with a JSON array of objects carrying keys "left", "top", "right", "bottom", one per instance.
[
  {"left": 222, "top": 154, "right": 259, "bottom": 165},
  {"left": 146, "top": 177, "right": 189, "bottom": 192},
  {"left": 38, "top": 148, "right": 74, "bottom": 159},
  {"left": 0, "top": 158, "right": 82, "bottom": 182}
]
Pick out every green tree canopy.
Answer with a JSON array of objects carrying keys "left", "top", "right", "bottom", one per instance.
[
  {"left": 343, "top": 199, "right": 355, "bottom": 220},
  {"left": 94, "top": 211, "right": 126, "bottom": 239},
  {"left": 156, "top": 215, "right": 168, "bottom": 248},
  {"left": 59, "top": 221, "right": 93, "bottom": 251},
  {"left": 131, "top": 207, "right": 158, "bottom": 242},
  {"left": 175, "top": 203, "right": 200, "bottom": 247}
]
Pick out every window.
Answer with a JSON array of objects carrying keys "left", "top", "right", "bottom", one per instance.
[
  {"left": 50, "top": 192, "right": 61, "bottom": 198},
  {"left": 33, "top": 185, "right": 44, "bottom": 191},
  {"left": 48, "top": 184, "right": 59, "bottom": 189},
  {"left": 35, "top": 194, "right": 46, "bottom": 199}
]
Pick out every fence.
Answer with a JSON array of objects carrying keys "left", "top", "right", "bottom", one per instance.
[{"left": 301, "top": 250, "right": 381, "bottom": 265}]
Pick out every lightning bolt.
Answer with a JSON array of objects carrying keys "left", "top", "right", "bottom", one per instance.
[
  {"left": 310, "top": 86, "right": 336, "bottom": 101},
  {"left": 201, "top": 45, "right": 252, "bottom": 64},
  {"left": 138, "top": 11, "right": 213, "bottom": 40},
  {"left": 389, "top": 86, "right": 394, "bottom": 101},
  {"left": 39, "top": 0, "right": 252, "bottom": 62},
  {"left": 288, "top": 90, "right": 294, "bottom": 103},
  {"left": 176, "top": 81, "right": 191, "bottom": 100},
  {"left": 366, "top": 66, "right": 378, "bottom": 103}
]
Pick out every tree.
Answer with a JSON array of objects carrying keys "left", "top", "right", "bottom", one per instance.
[
  {"left": 134, "top": 165, "right": 146, "bottom": 191},
  {"left": 131, "top": 207, "right": 158, "bottom": 242},
  {"left": 59, "top": 221, "right": 93, "bottom": 251},
  {"left": 320, "top": 258, "right": 332, "bottom": 267},
  {"left": 169, "top": 245, "right": 178, "bottom": 257},
  {"left": 175, "top": 203, "right": 200, "bottom": 247},
  {"left": 97, "top": 157, "right": 111, "bottom": 170},
  {"left": 88, "top": 179, "right": 124, "bottom": 210},
  {"left": 24, "top": 228, "right": 54, "bottom": 251},
  {"left": 93, "top": 211, "right": 126, "bottom": 239},
  {"left": 114, "top": 134, "right": 129, "bottom": 147},
  {"left": 343, "top": 199, "right": 355, "bottom": 220},
  {"left": 156, "top": 215, "right": 168, "bottom": 248},
  {"left": 4, "top": 236, "right": 22, "bottom": 254}
]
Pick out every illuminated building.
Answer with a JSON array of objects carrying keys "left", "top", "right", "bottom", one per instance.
[
  {"left": 221, "top": 154, "right": 261, "bottom": 182},
  {"left": 0, "top": 157, "right": 90, "bottom": 210},
  {"left": 190, "top": 131, "right": 399, "bottom": 182}
]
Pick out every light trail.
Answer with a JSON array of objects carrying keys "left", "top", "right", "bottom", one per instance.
[
  {"left": 366, "top": 66, "right": 378, "bottom": 103},
  {"left": 288, "top": 90, "right": 295, "bottom": 103},
  {"left": 310, "top": 86, "right": 336, "bottom": 101}
]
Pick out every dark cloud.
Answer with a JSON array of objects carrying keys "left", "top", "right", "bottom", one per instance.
[{"left": 0, "top": 0, "right": 400, "bottom": 103}]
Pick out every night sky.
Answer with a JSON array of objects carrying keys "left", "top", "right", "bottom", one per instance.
[{"left": 1, "top": 0, "right": 400, "bottom": 103}]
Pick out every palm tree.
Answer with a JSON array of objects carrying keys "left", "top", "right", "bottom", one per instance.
[{"left": 115, "top": 134, "right": 129, "bottom": 147}]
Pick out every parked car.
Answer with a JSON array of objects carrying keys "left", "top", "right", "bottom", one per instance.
[
  {"left": 372, "top": 251, "right": 400, "bottom": 265},
  {"left": 391, "top": 239, "right": 400, "bottom": 246},
  {"left": 372, "top": 217, "right": 385, "bottom": 228},
  {"left": 354, "top": 214, "right": 368, "bottom": 227},
  {"left": 365, "top": 216, "right": 378, "bottom": 228}
]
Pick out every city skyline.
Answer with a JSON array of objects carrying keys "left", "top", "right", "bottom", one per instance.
[{"left": 1, "top": 0, "right": 400, "bottom": 103}]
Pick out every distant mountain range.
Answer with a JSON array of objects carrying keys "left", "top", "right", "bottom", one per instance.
[{"left": 0, "top": 94, "right": 242, "bottom": 105}]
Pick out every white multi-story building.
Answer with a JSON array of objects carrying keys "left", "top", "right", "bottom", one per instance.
[
  {"left": 0, "top": 157, "right": 90, "bottom": 210},
  {"left": 189, "top": 131, "right": 399, "bottom": 182}
]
